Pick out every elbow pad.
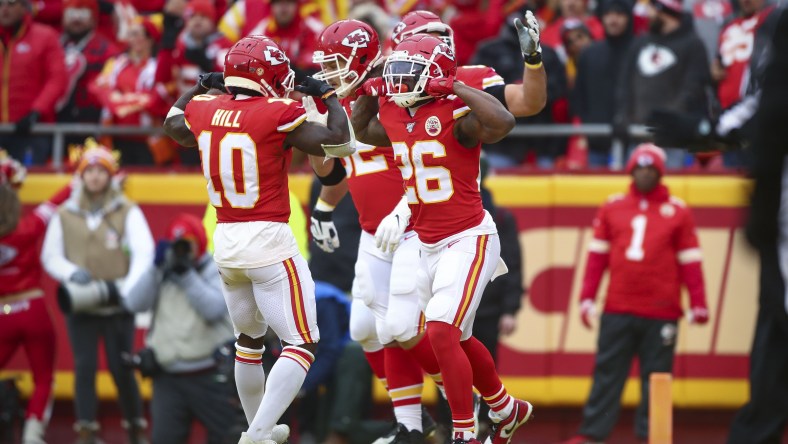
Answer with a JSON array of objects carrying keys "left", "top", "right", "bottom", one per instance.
[
  {"left": 322, "top": 106, "right": 357, "bottom": 158},
  {"left": 316, "top": 158, "right": 347, "bottom": 186}
]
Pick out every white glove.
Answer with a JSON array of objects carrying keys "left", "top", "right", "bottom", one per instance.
[
  {"left": 310, "top": 199, "right": 340, "bottom": 253},
  {"left": 302, "top": 96, "right": 328, "bottom": 126},
  {"left": 374, "top": 196, "right": 411, "bottom": 253},
  {"left": 515, "top": 11, "right": 542, "bottom": 61}
]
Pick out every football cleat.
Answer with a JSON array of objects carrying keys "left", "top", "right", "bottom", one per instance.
[
  {"left": 484, "top": 399, "right": 533, "bottom": 444},
  {"left": 422, "top": 405, "right": 437, "bottom": 438},
  {"left": 452, "top": 439, "right": 483, "bottom": 444},
  {"left": 372, "top": 423, "right": 424, "bottom": 444}
]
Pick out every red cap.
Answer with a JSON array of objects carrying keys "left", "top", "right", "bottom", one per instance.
[
  {"left": 626, "top": 143, "right": 666, "bottom": 176},
  {"left": 63, "top": 0, "right": 99, "bottom": 19},
  {"left": 185, "top": 0, "right": 217, "bottom": 21},
  {"left": 166, "top": 213, "right": 208, "bottom": 258}
]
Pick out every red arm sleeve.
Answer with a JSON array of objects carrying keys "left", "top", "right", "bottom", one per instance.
[
  {"left": 32, "top": 29, "right": 68, "bottom": 115},
  {"left": 580, "top": 204, "right": 611, "bottom": 301}
]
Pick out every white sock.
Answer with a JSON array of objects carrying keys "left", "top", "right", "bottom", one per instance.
[
  {"left": 393, "top": 403, "right": 422, "bottom": 432},
  {"left": 247, "top": 346, "right": 314, "bottom": 441},
  {"left": 235, "top": 344, "right": 266, "bottom": 425}
]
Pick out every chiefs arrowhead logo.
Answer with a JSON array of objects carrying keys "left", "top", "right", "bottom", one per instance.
[
  {"left": 637, "top": 44, "right": 677, "bottom": 77},
  {"left": 263, "top": 46, "right": 287, "bottom": 66},
  {"left": 342, "top": 29, "right": 371, "bottom": 48},
  {"left": 435, "top": 43, "right": 455, "bottom": 61},
  {"left": 392, "top": 22, "right": 406, "bottom": 42}
]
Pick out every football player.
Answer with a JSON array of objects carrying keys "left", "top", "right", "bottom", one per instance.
[
  {"left": 163, "top": 36, "right": 355, "bottom": 444},
  {"left": 391, "top": 10, "right": 546, "bottom": 118},
  {"left": 351, "top": 35, "right": 533, "bottom": 444},
  {"left": 306, "top": 19, "right": 442, "bottom": 444}
]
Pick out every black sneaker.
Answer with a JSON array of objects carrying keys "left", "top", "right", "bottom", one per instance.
[
  {"left": 422, "top": 405, "right": 437, "bottom": 438},
  {"left": 375, "top": 423, "right": 420, "bottom": 444}
]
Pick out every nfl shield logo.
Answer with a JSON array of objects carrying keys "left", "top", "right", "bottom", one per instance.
[{"left": 406, "top": 122, "right": 416, "bottom": 133}]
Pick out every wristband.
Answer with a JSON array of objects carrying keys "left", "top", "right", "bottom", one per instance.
[
  {"left": 524, "top": 52, "right": 542, "bottom": 66},
  {"left": 321, "top": 89, "right": 337, "bottom": 101},
  {"left": 315, "top": 198, "right": 336, "bottom": 212}
]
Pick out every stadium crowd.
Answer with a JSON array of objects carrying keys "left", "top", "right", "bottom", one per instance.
[{"left": 0, "top": 0, "right": 779, "bottom": 169}]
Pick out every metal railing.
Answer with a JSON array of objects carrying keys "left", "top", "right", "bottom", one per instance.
[{"left": 0, "top": 123, "right": 652, "bottom": 170}]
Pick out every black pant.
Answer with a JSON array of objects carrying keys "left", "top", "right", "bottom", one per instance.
[
  {"left": 727, "top": 247, "right": 788, "bottom": 444},
  {"left": 66, "top": 312, "right": 143, "bottom": 424},
  {"left": 578, "top": 313, "right": 678, "bottom": 440},
  {"left": 151, "top": 370, "right": 237, "bottom": 444}
]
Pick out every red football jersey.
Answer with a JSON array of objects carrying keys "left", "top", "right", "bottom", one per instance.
[
  {"left": 338, "top": 97, "right": 408, "bottom": 234},
  {"left": 717, "top": 6, "right": 775, "bottom": 109},
  {"left": 185, "top": 94, "right": 307, "bottom": 224},
  {"left": 378, "top": 96, "right": 484, "bottom": 244},
  {"left": 456, "top": 65, "right": 505, "bottom": 92},
  {"left": 587, "top": 184, "right": 703, "bottom": 319}
]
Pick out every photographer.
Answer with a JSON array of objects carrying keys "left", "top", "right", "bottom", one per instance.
[
  {"left": 125, "top": 213, "right": 236, "bottom": 444},
  {"left": 41, "top": 139, "right": 153, "bottom": 444}
]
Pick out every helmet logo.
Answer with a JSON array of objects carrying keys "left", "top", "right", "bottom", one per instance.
[
  {"left": 263, "top": 46, "right": 287, "bottom": 65},
  {"left": 342, "top": 29, "right": 371, "bottom": 48},
  {"left": 392, "top": 22, "right": 406, "bottom": 42},
  {"left": 435, "top": 43, "right": 455, "bottom": 61}
]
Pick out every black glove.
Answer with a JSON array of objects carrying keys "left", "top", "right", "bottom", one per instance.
[
  {"left": 295, "top": 77, "right": 336, "bottom": 101},
  {"left": 647, "top": 109, "right": 715, "bottom": 151},
  {"left": 14, "top": 111, "right": 39, "bottom": 135},
  {"left": 161, "top": 12, "right": 184, "bottom": 50},
  {"left": 199, "top": 72, "right": 225, "bottom": 91},
  {"left": 184, "top": 47, "right": 214, "bottom": 73}
]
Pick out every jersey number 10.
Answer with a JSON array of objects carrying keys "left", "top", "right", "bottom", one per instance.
[{"left": 197, "top": 131, "right": 260, "bottom": 209}]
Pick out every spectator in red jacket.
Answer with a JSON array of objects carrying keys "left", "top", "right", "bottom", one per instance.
[
  {"left": 0, "top": 151, "right": 72, "bottom": 444},
  {"left": 541, "top": 0, "right": 604, "bottom": 58},
  {"left": 448, "top": 0, "right": 506, "bottom": 65},
  {"left": 91, "top": 17, "right": 174, "bottom": 165},
  {"left": 562, "top": 143, "right": 709, "bottom": 444},
  {"left": 0, "top": 0, "right": 66, "bottom": 165},
  {"left": 219, "top": 0, "right": 323, "bottom": 77},
  {"left": 58, "top": 0, "right": 122, "bottom": 146}
]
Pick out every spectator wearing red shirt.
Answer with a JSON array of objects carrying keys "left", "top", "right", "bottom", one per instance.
[
  {"left": 0, "top": 151, "right": 71, "bottom": 444},
  {"left": 541, "top": 0, "right": 604, "bottom": 57},
  {"left": 58, "top": 0, "right": 122, "bottom": 144},
  {"left": 91, "top": 17, "right": 174, "bottom": 165},
  {"left": 562, "top": 144, "right": 709, "bottom": 444},
  {"left": 220, "top": 0, "right": 323, "bottom": 77},
  {"left": 0, "top": 0, "right": 66, "bottom": 165}
]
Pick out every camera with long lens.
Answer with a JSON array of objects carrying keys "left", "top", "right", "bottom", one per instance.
[{"left": 57, "top": 279, "right": 121, "bottom": 314}]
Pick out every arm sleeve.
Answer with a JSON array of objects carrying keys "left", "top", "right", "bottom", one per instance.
[
  {"left": 173, "top": 259, "right": 229, "bottom": 323},
  {"left": 32, "top": 31, "right": 68, "bottom": 115},
  {"left": 40, "top": 214, "right": 80, "bottom": 282},
  {"left": 497, "top": 210, "right": 524, "bottom": 315},
  {"left": 675, "top": 208, "right": 707, "bottom": 307},
  {"left": 124, "top": 264, "right": 161, "bottom": 312},
  {"left": 119, "top": 206, "right": 155, "bottom": 297},
  {"left": 580, "top": 205, "right": 611, "bottom": 301},
  {"left": 301, "top": 300, "right": 345, "bottom": 393}
]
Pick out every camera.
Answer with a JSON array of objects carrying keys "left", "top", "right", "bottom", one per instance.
[
  {"left": 167, "top": 238, "right": 193, "bottom": 274},
  {"left": 122, "top": 348, "right": 161, "bottom": 378},
  {"left": 57, "top": 280, "right": 121, "bottom": 314}
]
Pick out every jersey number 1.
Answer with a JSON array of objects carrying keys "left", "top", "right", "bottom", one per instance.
[
  {"left": 626, "top": 215, "right": 647, "bottom": 261},
  {"left": 198, "top": 131, "right": 260, "bottom": 208}
]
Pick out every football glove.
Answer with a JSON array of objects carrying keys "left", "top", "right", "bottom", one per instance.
[
  {"left": 70, "top": 268, "right": 93, "bottom": 285},
  {"left": 357, "top": 77, "right": 386, "bottom": 97},
  {"left": 295, "top": 77, "right": 336, "bottom": 101},
  {"left": 199, "top": 72, "right": 225, "bottom": 91},
  {"left": 375, "top": 195, "right": 411, "bottom": 253},
  {"left": 515, "top": 11, "right": 542, "bottom": 64},
  {"left": 425, "top": 75, "right": 456, "bottom": 98},
  {"left": 310, "top": 200, "right": 340, "bottom": 253}
]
